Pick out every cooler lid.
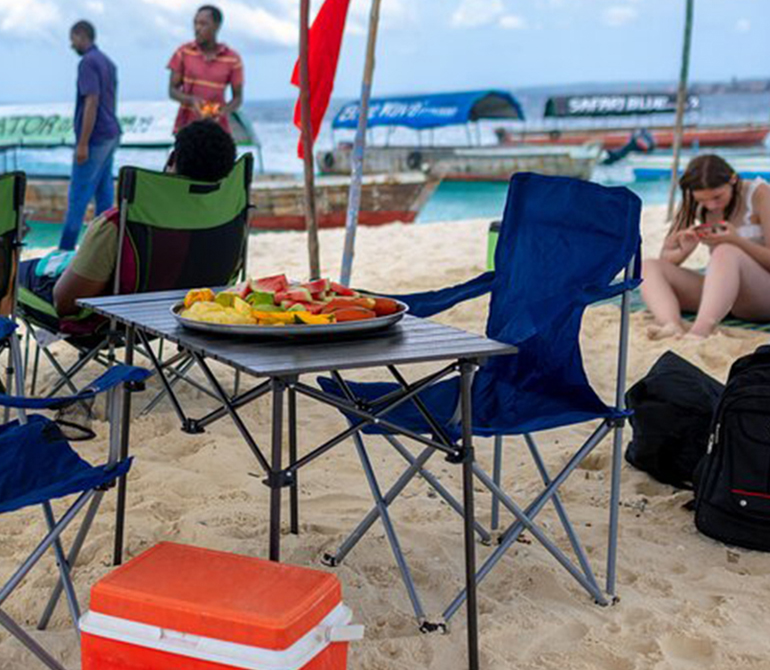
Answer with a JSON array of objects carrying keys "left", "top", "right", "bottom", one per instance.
[{"left": 90, "top": 543, "right": 342, "bottom": 651}]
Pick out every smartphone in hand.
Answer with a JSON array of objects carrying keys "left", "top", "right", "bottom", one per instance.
[{"left": 694, "top": 222, "right": 726, "bottom": 237}]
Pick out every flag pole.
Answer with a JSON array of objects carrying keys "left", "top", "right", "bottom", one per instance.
[
  {"left": 339, "top": 0, "right": 382, "bottom": 286},
  {"left": 299, "top": 0, "right": 321, "bottom": 279},
  {"left": 666, "top": 0, "right": 695, "bottom": 221}
]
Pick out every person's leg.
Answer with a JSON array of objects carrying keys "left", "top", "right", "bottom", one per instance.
[
  {"left": 641, "top": 258, "right": 704, "bottom": 336},
  {"left": 59, "top": 155, "right": 101, "bottom": 251},
  {"left": 690, "top": 244, "right": 770, "bottom": 337},
  {"left": 16, "top": 259, "right": 61, "bottom": 330},
  {"left": 92, "top": 138, "right": 119, "bottom": 216}
]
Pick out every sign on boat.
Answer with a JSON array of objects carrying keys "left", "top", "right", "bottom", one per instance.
[{"left": 496, "top": 91, "right": 769, "bottom": 150}]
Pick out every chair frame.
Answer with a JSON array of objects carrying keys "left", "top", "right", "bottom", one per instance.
[
  {"left": 0, "top": 333, "right": 135, "bottom": 670},
  {"left": 0, "top": 172, "right": 26, "bottom": 422},
  {"left": 322, "top": 228, "right": 638, "bottom": 626}
]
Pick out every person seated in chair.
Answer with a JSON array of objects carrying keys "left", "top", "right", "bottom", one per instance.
[{"left": 19, "top": 120, "right": 236, "bottom": 319}]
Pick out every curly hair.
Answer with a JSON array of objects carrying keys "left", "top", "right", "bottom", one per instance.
[
  {"left": 670, "top": 154, "right": 742, "bottom": 235},
  {"left": 198, "top": 5, "right": 223, "bottom": 25},
  {"left": 173, "top": 120, "right": 236, "bottom": 182}
]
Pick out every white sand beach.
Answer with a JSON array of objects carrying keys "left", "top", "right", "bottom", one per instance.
[{"left": 2, "top": 205, "right": 769, "bottom": 670}]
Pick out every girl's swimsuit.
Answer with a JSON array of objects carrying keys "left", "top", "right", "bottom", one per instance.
[{"left": 735, "top": 177, "right": 767, "bottom": 244}]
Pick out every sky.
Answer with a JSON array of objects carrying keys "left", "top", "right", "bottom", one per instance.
[{"left": 0, "top": 0, "right": 768, "bottom": 104}]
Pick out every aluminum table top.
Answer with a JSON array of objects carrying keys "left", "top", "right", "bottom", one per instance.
[{"left": 80, "top": 290, "right": 517, "bottom": 377}]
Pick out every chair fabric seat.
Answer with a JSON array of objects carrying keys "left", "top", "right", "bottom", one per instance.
[
  {"left": 317, "top": 172, "right": 641, "bottom": 440},
  {"left": 318, "top": 372, "right": 620, "bottom": 441},
  {"left": 0, "top": 414, "right": 131, "bottom": 515}
]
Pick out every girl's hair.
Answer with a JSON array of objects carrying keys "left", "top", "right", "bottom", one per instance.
[{"left": 670, "top": 154, "right": 742, "bottom": 234}]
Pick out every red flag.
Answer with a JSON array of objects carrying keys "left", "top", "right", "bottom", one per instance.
[{"left": 291, "top": 0, "right": 352, "bottom": 159}]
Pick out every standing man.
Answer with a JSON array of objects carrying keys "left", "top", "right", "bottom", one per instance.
[
  {"left": 60, "top": 20, "right": 121, "bottom": 251},
  {"left": 167, "top": 5, "right": 244, "bottom": 136}
]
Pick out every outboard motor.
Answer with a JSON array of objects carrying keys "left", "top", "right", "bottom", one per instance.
[{"left": 602, "top": 128, "right": 656, "bottom": 165}]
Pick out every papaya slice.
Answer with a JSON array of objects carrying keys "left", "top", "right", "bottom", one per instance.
[
  {"left": 184, "top": 288, "right": 216, "bottom": 308},
  {"left": 252, "top": 311, "right": 296, "bottom": 325},
  {"left": 372, "top": 298, "right": 400, "bottom": 316},
  {"left": 321, "top": 297, "right": 376, "bottom": 314},
  {"left": 330, "top": 307, "right": 376, "bottom": 322}
]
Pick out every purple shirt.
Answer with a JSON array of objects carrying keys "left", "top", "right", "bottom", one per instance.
[{"left": 74, "top": 45, "right": 120, "bottom": 144}]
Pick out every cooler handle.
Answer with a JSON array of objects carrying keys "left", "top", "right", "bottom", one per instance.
[{"left": 327, "top": 624, "right": 365, "bottom": 642}]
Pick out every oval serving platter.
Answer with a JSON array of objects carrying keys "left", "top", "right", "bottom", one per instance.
[{"left": 170, "top": 299, "right": 409, "bottom": 338}]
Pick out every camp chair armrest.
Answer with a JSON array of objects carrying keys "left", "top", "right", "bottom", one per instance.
[
  {"left": 0, "top": 366, "right": 151, "bottom": 410},
  {"left": 387, "top": 271, "right": 495, "bottom": 318},
  {"left": 580, "top": 278, "right": 642, "bottom": 306},
  {"left": 0, "top": 316, "right": 17, "bottom": 340}
]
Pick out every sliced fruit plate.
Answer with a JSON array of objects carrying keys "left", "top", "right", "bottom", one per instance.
[{"left": 172, "top": 274, "right": 408, "bottom": 337}]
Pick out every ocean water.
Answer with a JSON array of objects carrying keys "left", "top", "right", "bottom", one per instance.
[{"left": 5, "top": 87, "right": 770, "bottom": 247}]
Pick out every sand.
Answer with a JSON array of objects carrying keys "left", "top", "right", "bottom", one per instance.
[{"left": 2, "top": 205, "right": 769, "bottom": 670}]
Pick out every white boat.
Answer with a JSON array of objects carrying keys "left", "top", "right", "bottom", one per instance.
[
  {"left": 1, "top": 101, "right": 438, "bottom": 230},
  {"left": 626, "top": 150, "right": 770, "bottom": 181},
  {"left": 318, "top": 90, "right": 601, "bottom": 182}
]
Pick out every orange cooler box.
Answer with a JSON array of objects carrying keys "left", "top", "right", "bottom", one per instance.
[{"left": 80, "top": 542, "right": 363, "bottom": 670}]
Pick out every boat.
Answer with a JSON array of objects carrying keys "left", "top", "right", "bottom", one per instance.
[
  {"left": 1, "top": 102, "right": 437, "bottom": 231},
  {"left": 626, "top": 151, "right": 770, "bottom": 181},
  {"left": 495, "top": 92, "right": 770, "bottom": 150},
  {"left": 318, "top": 90, "right": 601, "bottom": 182},
  {"left": 0, "top": 101, "right": 258, "bottom": 150},
  {"left": 23, "top": 172, "right": 438, "bottom": 231}
]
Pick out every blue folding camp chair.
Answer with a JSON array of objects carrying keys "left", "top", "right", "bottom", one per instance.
[
  {"left": 0, "top": 318, "right": 149, "bottom": 670},
  {"left": 318, "top": 172, "right": 642, "bottom": 627}
]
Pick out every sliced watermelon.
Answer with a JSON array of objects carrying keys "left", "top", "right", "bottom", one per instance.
[
  {"left": 235, "top": 280, "right": 252, "bottom": 299},
  {"left": 302, "top": 278, "right": 331, "bottom": 299},
  {"left": 281, "top": 300, "right": 316, "bottom": 313},
  {"left": 282, "top": 287, "right": 313, "bottom": 303},
  {"left": 274, "top": 289, "right": 312, "bottom": 304},
  {"left": 250, "top": 274, "right": 289, "bottom": 294},
  {"left": 330, "top": 281, "right": 358, "bottom": 297}
]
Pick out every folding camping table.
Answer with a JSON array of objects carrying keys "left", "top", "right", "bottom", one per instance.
[{"left": 79, "top": 289, "right": 517, "bottom": 670}]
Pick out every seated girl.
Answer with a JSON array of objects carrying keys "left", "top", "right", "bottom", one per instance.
[{"left": 642, "top": 154, "right": 770, "bottom": 339}]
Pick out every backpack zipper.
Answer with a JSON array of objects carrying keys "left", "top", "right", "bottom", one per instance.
[{"left": 707, "top": 424, "right": 718, "bottom": 454}]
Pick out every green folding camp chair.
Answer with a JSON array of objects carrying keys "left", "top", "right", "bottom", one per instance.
[
  {"left": 0, "top": 172, "right": 26, "bottom": 412},
  {"left": 19, "top": 155, "right": 253, "bottom": 402}
]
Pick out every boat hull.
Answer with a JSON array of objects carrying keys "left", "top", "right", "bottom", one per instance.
[
  {"left": 23, "top": 172, "right": 438, "bottom": 231},
  {"left": 318, "top": 145, "right": 599, "bottom": 181},
  {"left": 497, "top": 124, "right": 770, "bottom": 150},
  {"left": 628, "top": 153, "right": 770, "bottom": 181}
]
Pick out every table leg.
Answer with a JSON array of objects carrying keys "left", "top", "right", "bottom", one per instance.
[
  {"left": 269, "top": 378, "right": 285, "bottom": 561},
  {"left": 288, "top": 386, "right": 299, "bottom": 535},
  {"left": 113, "top": 327, "right": 135, "bottom": 566},
  {"left": 460, "top": 361, "right": 479, "bottom": 670}
]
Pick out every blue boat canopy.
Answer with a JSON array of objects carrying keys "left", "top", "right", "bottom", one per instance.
[{"left": 332, "top": 90, "right": 525, "bottom": 131}]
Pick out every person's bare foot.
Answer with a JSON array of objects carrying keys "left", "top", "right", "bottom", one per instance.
[
  {"left": 680, "top": 331, "right": 708, "bottom": 341},
  {"left": 686, "top": 321, "right": 717, "bottom": 339},
  {"left": 647, "top": 322, "right": 685, "bottom": 340}
]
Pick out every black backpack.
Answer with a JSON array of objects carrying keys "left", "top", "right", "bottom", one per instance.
[
  {"left": 625, "top": 351, "right": 724, "bottom": 489},
  {"left": 694, "top": 346, "right": 770, "bottom": 551}
]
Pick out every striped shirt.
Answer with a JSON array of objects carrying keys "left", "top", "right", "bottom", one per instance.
[{"left": 167, "top": 41, "right": 244, "bottom": 134}]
